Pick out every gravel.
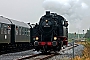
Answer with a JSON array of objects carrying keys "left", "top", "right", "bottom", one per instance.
[
  {"left": 48, "top": 44, "right": 84, "bottom": 60},
  {"left": 0, "top": 44, "right": 84, "bottom": 60},
  {"left": 0, "top": 49, "right": 40, "bottom": 60}
]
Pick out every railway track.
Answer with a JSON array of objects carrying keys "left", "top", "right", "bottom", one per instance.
[
  {"left": 17, "top": 53, "right": 42, "bottom": 60},
  {"left": 16, "top": 44, "right": 78, "bottom": 60},
  {"left": 32, "top": 53, "right": 58, "bottom": 60},
  {"left": 17, "top": 53, "right": 58, "bottom": 60}
]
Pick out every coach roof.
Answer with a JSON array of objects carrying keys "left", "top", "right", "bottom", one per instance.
[
  {"left": 10, "top": 19, "right": 30, "bottom": 28},
  {"left": 0, "top": 16, "right": 30, "bottom": 28},
  {"left": 0, "top": 16, "right": 11, "bottom": 24}
]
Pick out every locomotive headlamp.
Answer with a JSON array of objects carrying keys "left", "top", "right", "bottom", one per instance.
[
  {"left": 54, "top": 37, "right": 57, "bottom": 40},
  {"left": 45, "top": 20, "right": 48, "bottom": 23},
  {"left": 36, "top": 37, "right": 39, "bottom": 40}
]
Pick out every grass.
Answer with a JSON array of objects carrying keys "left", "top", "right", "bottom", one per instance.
[
  {"left": 73, "top": 41, "right": 90, "bottom": 60},
  {"left": 68, "top": 39, "right": 73, "bottom": 42}
]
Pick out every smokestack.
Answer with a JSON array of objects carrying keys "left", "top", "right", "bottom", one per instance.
[{"left": 46, "top": 11, "right": 50, "bottom": 15}]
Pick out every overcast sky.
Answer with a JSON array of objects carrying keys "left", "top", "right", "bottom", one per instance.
[{"left": 0, "top": 0, "right": 90, "bottom": 34}]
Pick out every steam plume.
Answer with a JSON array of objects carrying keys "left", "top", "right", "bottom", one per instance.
[{"left": 43, "top": 0, "right": 89, "bottom": 31}]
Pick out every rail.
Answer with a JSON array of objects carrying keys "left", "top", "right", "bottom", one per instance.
[{"left": 16, "top": 44, "right": 78, "bottom": 60}]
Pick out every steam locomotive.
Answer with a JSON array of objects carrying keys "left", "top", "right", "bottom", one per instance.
[{"left": 31, "top": 11, "right": 68, "bottom": 53}]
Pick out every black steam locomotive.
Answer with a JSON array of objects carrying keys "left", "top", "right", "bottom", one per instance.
[{"left": 31, "top": 11, "right": 68, "bottom": 52}]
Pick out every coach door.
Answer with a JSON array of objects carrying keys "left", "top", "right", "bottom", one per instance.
[
  {"left": 11, "top": 24, "right": 15, "bottom": 43},
  {"left": 0, "top": 23, "right": 10, "bottom": 43}
]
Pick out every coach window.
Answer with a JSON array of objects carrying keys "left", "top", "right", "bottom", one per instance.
[
  {"left": 8, "top": 25, "right": 11, "bottom": 34},
  {"left": 24, "top": 28, "right": 25, "bottom": 35},
  {"left": 21, "top": 27, "right": 23, "bottom": 35},
  {"left": 22, "top": 28, "right": 24, "bottom": 35},
  {"left": 16, "top": 26, "right": 18, "bottom": 35},
  {"left": 22, "top": 27, "right": 25, "bottom": 35},
  {"left": 0, "top": 23, "right": 1, "bottom": 28},
  {"left": 25, "top": 28, "right": 27, "bottom": 35},
  {"left": 4, "top": 24, "right": 7, "bottom": 34},
  {"left": 0, "top": 23, "right": 1, "bottom": 34},
  {"left": 23, "top": 27, "right": 24, "bottom": 35},
  {"left": 26, "top": 29, "right": 28, "bottom": 36},
  {"left": 26, "top": 28, "right": 28, "bottom": 36},
  {"left": 27, "top": 28, "right": 28, "bottom": 35},
  {"left": 19, "top": 27, "right": 21, "bottom": 35},
  {"left": 28, "top": 29, "right": 30, "bottom": 36},
  {"left": 26, "top": 28, "right": 28, "bottom": 35},
  {"left": 28, "top": 29, "right": 30, "bottom": 35},
  {"left": 1, "top": 24, "right": 3, "bottom": 34}
]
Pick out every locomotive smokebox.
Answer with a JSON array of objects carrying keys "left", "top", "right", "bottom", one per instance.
[{"left": 46, "top": 11, "right": 50, "bottom": 16}]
